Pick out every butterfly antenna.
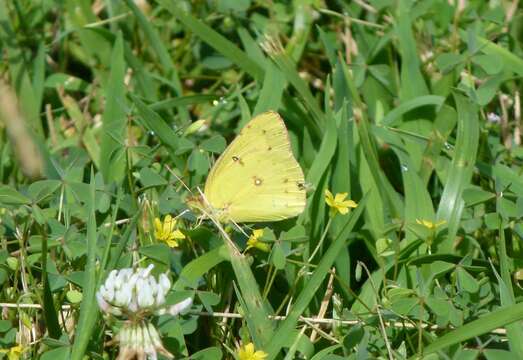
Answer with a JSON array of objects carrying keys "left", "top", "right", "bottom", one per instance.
[
  {"left": 165, "top": 165, "right": 193, "bottom": 194},
  {"left": 174, "top": 209, "right": 190, "bottom": 220},
  {"left": 231, "top": 219, "right": 249, "bottom": 238}
]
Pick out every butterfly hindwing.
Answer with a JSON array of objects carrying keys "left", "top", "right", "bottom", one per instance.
[{"left": 204, "top": 111, "right": 306, "bottom": 223}]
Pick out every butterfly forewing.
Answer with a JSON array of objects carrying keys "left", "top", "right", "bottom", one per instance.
[{"left": 204, "top": 111, "right": 306, "bottom": 223}]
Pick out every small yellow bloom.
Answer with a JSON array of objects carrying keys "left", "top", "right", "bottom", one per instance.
[
  {"left": 246, "top": 229, "right": 270, "bottom": 252},
  {"left": 325, "top": 189, "right": 357, "bottom": 216},
  {"left": 154, "top": 215, "right": 185, "bottom": 248},
  {"left": 416, "top": 219, "right": 446, "bottom": 230},
  {"left": 237, "top": 342, "right": 268, "bottom": 360},
  {"left": 0, "top": 345, "right": 24, "bottom": 360}
]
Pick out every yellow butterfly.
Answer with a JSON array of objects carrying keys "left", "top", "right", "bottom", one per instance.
[{"left": 189, "top": 111, "right": 306, "bottom": 223}]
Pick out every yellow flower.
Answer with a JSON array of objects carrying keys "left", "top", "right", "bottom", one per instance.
[
  {"left": 325, "top": 189, "right": 357, "bottom": 216},
  {"left": 237, "top": 342, "right": 268, "bottom": 360},
  {"left": 245, "top": 229, "right": 270, "bottom": 252},
  {"left": 0, "top": 345, "right": 24, "bottom": 360},
  {"left": 416, "top": 219, "right": 446, "bottom": 230},
  {"left": 154, "top": 215, "right": 185, "bottom": 248}
]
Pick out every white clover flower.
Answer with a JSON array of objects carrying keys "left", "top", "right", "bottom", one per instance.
[
  {"left": 159, "top": 274, "right": 170, "bottom": 292},
  {"left": 114, "top": 286, "right": 132, "bottom": 307},
  {"left": 97, "top": 266, "right": 192, "bottom": 317},
  {"left": 97, "top": 266, "right": 192, "bottom": 359}
]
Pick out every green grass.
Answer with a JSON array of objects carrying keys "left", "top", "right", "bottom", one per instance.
[{"left": 0, "top": 1, "right": 523, "bottom": 359}]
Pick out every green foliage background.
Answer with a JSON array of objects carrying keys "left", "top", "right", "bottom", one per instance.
[{"left": 1, "top": 0, "right": 523, "bottom": 359}]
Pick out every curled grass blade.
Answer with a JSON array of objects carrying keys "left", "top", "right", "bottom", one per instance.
[
  {"left": 380, "top": 95, "right": 445, "bottom": 126},
  {"left": 436, "top": 93, "right": 479, "bottom": 251}
]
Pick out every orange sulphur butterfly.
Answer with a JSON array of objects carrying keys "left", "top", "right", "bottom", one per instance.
[{"left": 190, "top": 111, "right": 306, "bottom": 223}]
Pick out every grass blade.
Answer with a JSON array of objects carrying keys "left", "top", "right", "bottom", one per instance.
[
  {"left": 99, "top": 32, "right": 127, "bottom": 183},
  {"left": 129, "top": 94, "right": 181, "bottom": 152},
  {"left": 123, "top": 0, "right": 184, "bottom": 96},
  {"left": 209, "top": 221, "right": 275, "bottom": 349},
  {"left": 264, "top": 43, "right": 324, "bottom": 137},
  {"left": 341, "top": 60, "right": 403, "bottom": 218},
  {"left": 266, "top": 195, "right": 368, "bottom": 358},
  {"left": 253, "top": 62, "right": 285, "bottom": 115},
  {"left": 495, "top": 189, "right": 523, "bottom": 357},
  {"left": 150, "top": 94, "right": 219, "bottom": 112},
  {"left": 71, "top": 171, "right": 100, "bottom": 359},
  {"left": 411, "top": 302, "right": 523, "bottom": 358},
  {"left": 40, "top": 224, "right": 62, "bottom": 339},
  {"left": 173, "top": 245, "right": 228, "bottom": 291},
  {"left": 158, "top": 0, "right": 264, "bottom": 81},
  {"left": 396, "top": 0, "right": 429, "bottom": 100},
  {"left": 474, "top": 34, "right": 523, "bottom": 76}
]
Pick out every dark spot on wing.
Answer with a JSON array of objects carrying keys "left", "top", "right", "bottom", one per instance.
[
  {"left": 253, "top": 176, "right": 263, "bottom": 186},
  {"left": 297, "top": 182, "right": 305, "bottom": 190},
  {"left": 232, "top": 156, "right": 244, "bottom": 166}
]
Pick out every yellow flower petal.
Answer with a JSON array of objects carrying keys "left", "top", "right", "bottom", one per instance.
[
  {"left": 339, "top": 200, "right": 357, "bottom": 208},
  {"left": 237, "top": 343, "right": 267, "bottom": 360},
  {"left": 338, "top": 206, "right": 349, "bottom": 215},
  {"left": 155, "top": 215, "right": 184, "bottom": 247},
  {"left": 246, "top": 229, "right": 269, "bottom": 252},
  {"left": 253, "top": 350, "right": 268, "bottom": 360},
  {"left": 165, "top": 238, "right": 179, "bottom": 248},
  {"left": 416, "top": 218, "right": 445, "bottom": 230},
  {"left": 324, "top": 189, "right": 335, "bottom": 206},
  {"left": 173, "top": 229, "right": 185, "bottom": 240},
  {"left": 325, "top": 189, "right": 357, "bottom": 217},
  {"left": 163, "top": 214, "right": 173, "bottom": 233},
  {"left": 154, "top": 217, "right": 162, "bottom": 235},
  {"left": 334, "top": 192, "right": 348, "bottom": 203}
]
